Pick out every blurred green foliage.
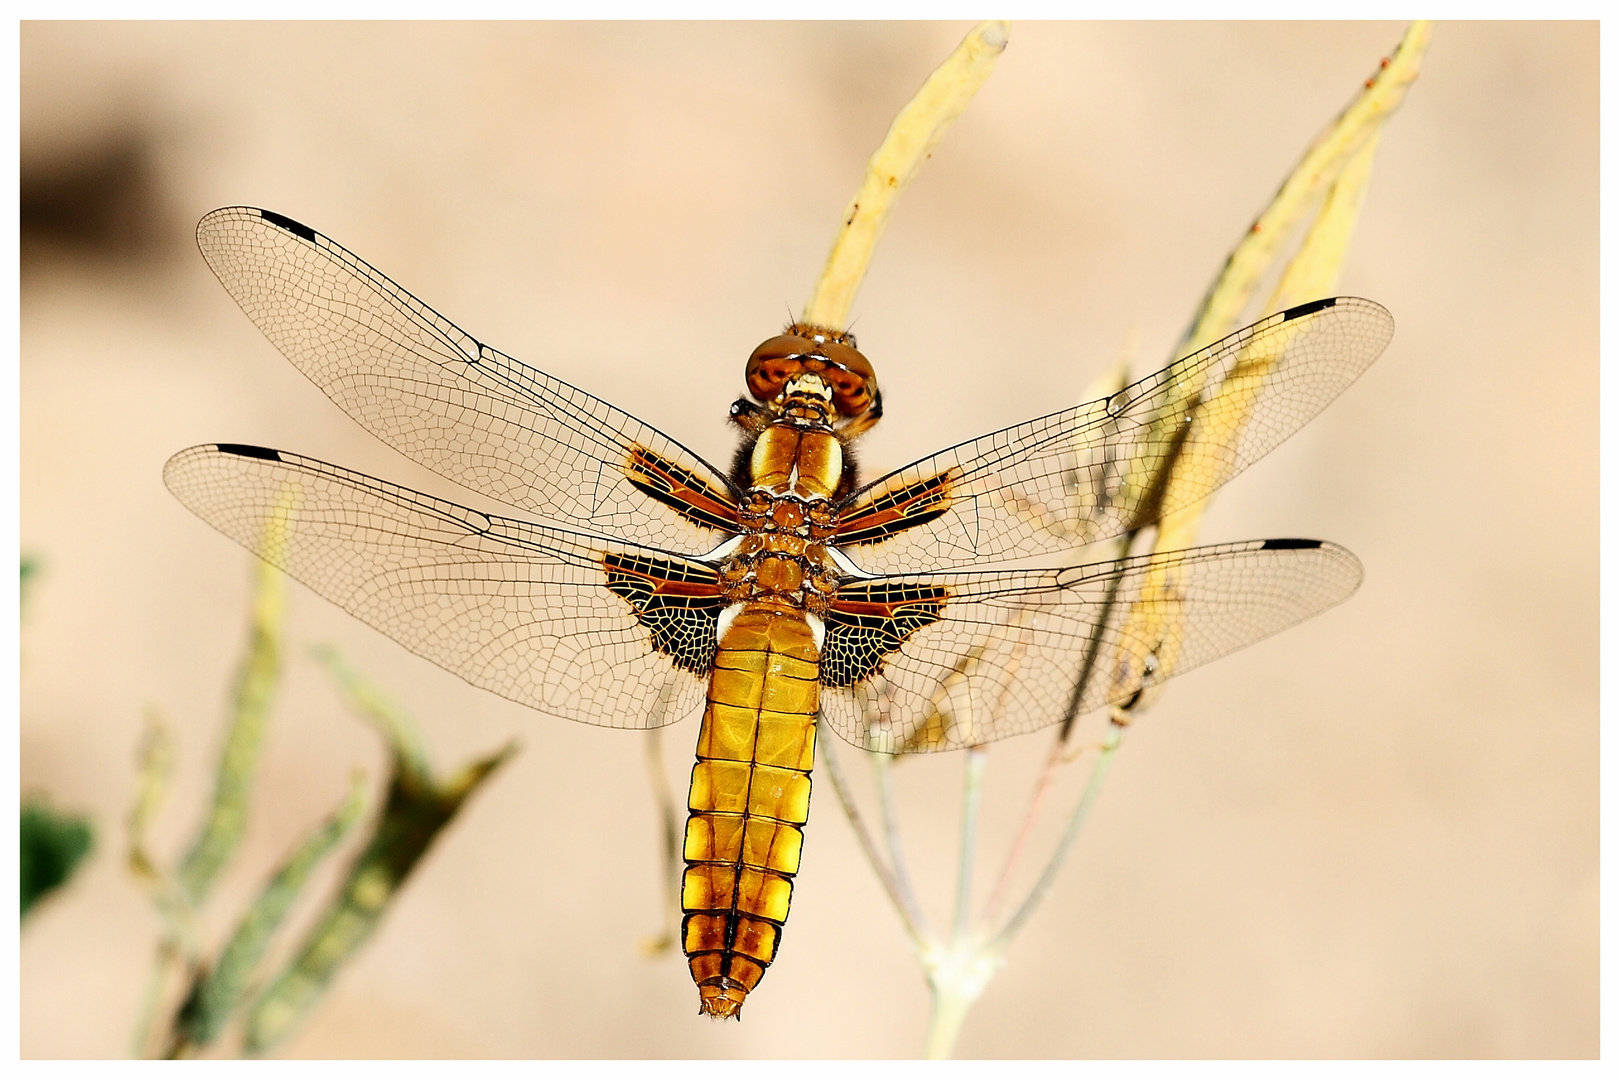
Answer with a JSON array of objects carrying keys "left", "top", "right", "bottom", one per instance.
[
  {"left": 21, "top": 553, "right": 40, "bottom": 612},
  {"left": 133, "top": 554, "right": 514, "bottom": 1058},
  {"left": 21, "top": 799, "right": 93, "bottom": 918},
  {"left": 172, "top": 773, "right": 369, "bottom": 1053},
  {"left": 21, "top": 557, "right": 95, "bottom": 921},
  {"left": 239, "top": 645, "right": 513, "bottom": 1054}
]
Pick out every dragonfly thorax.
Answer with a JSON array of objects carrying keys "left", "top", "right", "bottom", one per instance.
[
  {"left": 747, "top": 419, "right": 844, "bottom": 501},
  {"left": 723, "top": 494, "right": 842, "bottom": 615}
]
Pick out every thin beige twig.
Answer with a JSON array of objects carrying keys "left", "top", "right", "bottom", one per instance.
[
  {"left": 802, "top": 21, "right": 1009, "bottom": 329},
  {"left": 872, "top": 752, "right": 925, "bottom": 933},
  {"left": 819, "top": 735, "right": 927, "bottom": 945},
  {"left": 987, "top": 720, "right": 1125, "bottom": 954},
  {"left": 1176, "top": 20, "right": 1433, "bottom": 357},
  {"left": 981, "top": 737, "right": 1065, "bottom": 924},
  {"left": 951, "top": 746, "right": 988, "bottom": 942}
]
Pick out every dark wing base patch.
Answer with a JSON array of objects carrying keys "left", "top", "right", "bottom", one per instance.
[
  {"left": 821, "top": 582, "right": 951, "bottom": 688},
  {"left": 602, "top": 553, "right": 723, "bottom": 674}
]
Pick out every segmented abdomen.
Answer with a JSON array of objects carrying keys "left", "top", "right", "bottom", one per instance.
[{"left": 682, "top": 602, "right": 818, "bottom": 1019}]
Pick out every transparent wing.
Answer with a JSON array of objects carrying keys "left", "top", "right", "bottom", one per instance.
[
  {"left": 818, "top": 538, "right": 1363, "bottom": 753},
  {"left": 163, "top": 443, "right": 724, "bottom": 729},
  {"left": 836, "top": 298, "right": 1392, "bottom": 573},
  {"left": 195, "top": 207, "right": 743, "bottom": 551}
]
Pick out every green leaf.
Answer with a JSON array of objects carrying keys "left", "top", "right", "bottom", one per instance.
[
  {"left": 20, "top": 554, "right": 40, "bottom": 614},
  {"left": 176, "top": 555, "right": 286, "bottom": 905},
  {"left": 242, "top": 737, "right": 514, "bottom": 1055},
  {"left": 21, "top": 798, "right": 93, "bottom": 918},
  {"left": 174, "top": 773, "right": 368, "bottom": 1052}
]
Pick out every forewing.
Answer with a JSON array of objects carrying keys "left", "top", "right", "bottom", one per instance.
[
  {"left": 837, "top": 298, "right": 1392, "bottom": 573},
  {"left": 819, "top": 538, "right": 1363, "bottom": 753},
  {"left": 164, "top": 443, "right": 722, "bottom": 729},
  {"left": 195, "top": 206, "right": 742, "bottom": 550}
]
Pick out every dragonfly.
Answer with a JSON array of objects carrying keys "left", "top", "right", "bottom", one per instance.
[{"left": 165, "top": 206, "right": 1392, "bottom": 1020}]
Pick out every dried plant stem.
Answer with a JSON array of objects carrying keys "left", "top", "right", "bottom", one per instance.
[
  {"left": 310, "top": 645, "right": 429, "bottom": 778},
  {"left": 818, "top": 735, "right": 926, "bottom": 944},
  {"left": 1176, "top": 20, "right": 1432, "bottom": 356},
  {"left": 238, "top": 653, "right": 515, "bottom": 1056},
  {"left": 167, "top": 773, "right": 369, "bottom": 1058},
  {"left": 872, "top": 752, "right": 921, "bottom": 916},
  {"left": 129, "top": 550, "right": 286, "bottom": 1058},
  {"left": 1268, "top": 127, "right": 1384, "bottom": 314},
  {"left": 918, "top": 746, "right": 993, "bottom": 1059},
  {"left": 923, "top": 968, "right": 986, "bottom": 1061},
  {"left": 129, "top": 554, "right": 285, "bottom": 1058},
  {"left": 806, "top": 21, "right": 1429, "bottom": 1060},
  {"left": 987, "top": 720, "right": 1124, "bottom": 955},
  {"left": 129, "top": 937, "right": 186, "bottom": 1060},
  {"left": 802, "top": 20, "right": 1008, "bottom": 329},
  {"left": 976, "top": 342, "right": 1137, "bottom": 924},
  {"left": 922, "top": 727, "right": 1123, "bottom": 1059},
  {"left": 1149, "top": 23, "right": 1431, "bottom": 623},
  {"left": 981, "top": 738, "right": 1065, "bottom": 924},
  {"left": 240, "top": 739, "right": 514, "bottom": 1055},
  {"left": 176, "top": 554, "right": 285, "bottom": 905},
  {"left": 951, "top": 747, "right": 987, "bottom": 941},
  {"left": 126, "top": 712, "right": 199, "bottom": 1058}
]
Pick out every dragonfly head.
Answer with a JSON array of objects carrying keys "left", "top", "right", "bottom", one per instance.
[{"left": 745, "top": 324, "right": 880, "bottom": 429}]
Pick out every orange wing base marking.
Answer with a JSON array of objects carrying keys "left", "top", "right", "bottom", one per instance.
[
  {"left": 624, "top": 446, "right": 743, "bottom": 534},
  {"left": 834, "top": 468, "right": 957, "bottom": 546}
]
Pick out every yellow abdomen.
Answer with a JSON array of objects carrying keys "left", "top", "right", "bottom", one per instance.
[{"left": 682, "top": 603, "right": 819, "bottom": 1019}]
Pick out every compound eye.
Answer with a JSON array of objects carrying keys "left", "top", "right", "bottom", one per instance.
[
  {"left": 820, "top": 342, "right": 877, "bottom": 416},
  {"left": 834, "top": 385, "right": 872, "bottom": 415},
  {"left": 823, "top": 342, "right": 874, "bottom": 380},
  {"left": 746, "top": 334, "right": 812, "bottom": 401},
  {"left": 827, "top": 369, "right": 859, "bottom": 395},
  {"left": 748, "top": 359, "right": 800, "bottom": 400},
  {"left": 823, "top": 369, "right": 861, "bottom": 410}
]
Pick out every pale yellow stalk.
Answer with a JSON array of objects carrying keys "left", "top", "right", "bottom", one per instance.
[
  {"left": 1108, "top": 24, "right": 1431, "bottom": 712},
  {"left": 801, "top": 21, "right": 1009, "bottom": 329},
  {"left": 1177, "top": 21, "right": 1432, "bottom": 357}
]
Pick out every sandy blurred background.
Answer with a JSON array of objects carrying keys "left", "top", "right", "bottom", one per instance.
[{"left": 19, "top": 22, "right": 1596, "bottom": 1059}]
